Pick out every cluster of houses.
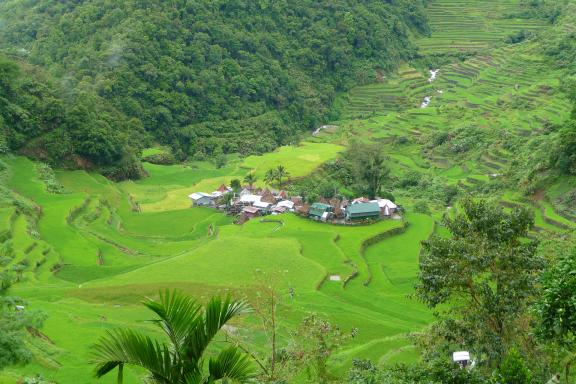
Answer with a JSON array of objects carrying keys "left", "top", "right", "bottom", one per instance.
[{"left": 189, "top": 185, "right": 399, "bottom": 224}]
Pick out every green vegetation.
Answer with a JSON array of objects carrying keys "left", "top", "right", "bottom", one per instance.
[
  {"left": 1, "top": 0, "right": 576, "bottom": 383},
  {"left": 93, "top": 291, "right": 254, "bottom": 384},
  {"left": 0, "top": 55, "right": 144, "bottom": 179},
  {"left": 417, "top": 199, "right": 541, "bottom": 368},
  {"left": 415, "top": 0, "right": 553, "bottom": 55},
  {"left": 0, "top": 154, "right": 435, "bottom": 382},
  {"left": 0, "top": 0, "right": 428, "bottom": 160}
]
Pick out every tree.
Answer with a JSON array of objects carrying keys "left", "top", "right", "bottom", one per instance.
[
  {"left": 416, "top": 198, "right": 542, "bottom": 368},
  {"left": 243, "top": 173, "right": 257, "bottom": 191},
  {"left": 221, "top": 192, "right": 234, "bottom": 212},
  {"left": 536, "top": 248, "right": 576, "bottom": 381},
  {"left": 287, "top": 314, "right": 351, "bottom": 383},
  {"left": 230, "top": 179, "right": 241, "bottom": 192},
  {"left": 497, "top": 348, "right": 533, "bottom": 384},
  {"left": 342, "top": 142, "right": 389, "bottom": 199},
  {"left": 275, "top": 166, "right": 289, "bottom": 189},
  {"left": 361, "top": 146, "right": 388, "bottom": 199},
  {"left": 554, "top": 120, "right": 576, "bottom": 175},
  {"left": 0, "top": 277, "right": 46, "bottom": 371},
  {"left": 264, "top": 169, "right": 277, "bottom": 188},
  {"left": 92, "top": 290, "right": 254, "bottom": 384}
]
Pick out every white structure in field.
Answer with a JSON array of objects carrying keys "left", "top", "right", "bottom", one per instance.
[{"left": 188, "top": 192, "right": 213, "bottom": 206}]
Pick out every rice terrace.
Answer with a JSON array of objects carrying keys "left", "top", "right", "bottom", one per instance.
[{"left": 0, "top": 0, "right": 576, "bottom": 383}]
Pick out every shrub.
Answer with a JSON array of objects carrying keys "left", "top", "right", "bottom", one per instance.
[{"left": 497, "top": 349, "right": 533, "bottom": 384}]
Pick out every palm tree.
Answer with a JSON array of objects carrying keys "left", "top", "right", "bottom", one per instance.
[
  {"left": 275, "top": 166, "right": 289, "bottom": 189},
  {"left": 264, "top": 169, "right": 277, "bottom": 187},
  {"left": 243, "top": 173, "right": 257, "bottom": 191},
  {"left": 221, "top": 192, "right": 234, "bottom": 213},
  {"left": 92, "top": 290, "right": 254, "bottom": 384}
]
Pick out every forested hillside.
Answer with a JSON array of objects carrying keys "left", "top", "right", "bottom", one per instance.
[
  {"left": 0, "top": 0, "right": 428, "bottom": 162},
  {"left": 0, "top": 55, "right": 146, "bottom": 179}
]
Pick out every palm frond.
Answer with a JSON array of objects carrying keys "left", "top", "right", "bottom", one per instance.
[
  {"left": 144, "top": 290, "right": 203, "bottom": 353},
  {"left": 186, "top": 296, "right": 251, "bottom": 362},
  {"left": 92, "top": 328, "right": 173, "bottom": 382},
  {"left": 208, "top": 347, "right": 255, "bottom": 383}
]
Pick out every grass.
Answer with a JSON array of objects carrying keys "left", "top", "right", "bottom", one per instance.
[
  {"left": 1, "top": 154, "right": 435, "bottom": 382},
  {"left": 241, "top": 142, "right": 344, "bottom": 180}
]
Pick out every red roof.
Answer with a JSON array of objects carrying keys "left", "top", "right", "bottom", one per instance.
[
  {"left": 278, "top": 190, "right": 287, "bottom": 198},
  {"left": 217, "top": 184, "right": 228, "bottom": 193}
]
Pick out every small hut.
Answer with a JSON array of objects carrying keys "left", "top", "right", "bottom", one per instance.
[
  {"left": 297, "top": 204, "right": 310, "bottom": 215},
  {"left": 330, "top": 198, "right": 344, "bottom": 219},
  {"left": 242, "top": 206, "right": 260, "bottom": 218},
  {"left": 260, "top": 190, "right": 277, "bottom": 205}
]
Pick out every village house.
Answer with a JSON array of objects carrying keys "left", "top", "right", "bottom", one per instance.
[
  {"left": 346, "top": 201, "right": 381, "bottom": 220},
  {"left": 254, "top": 200, "right": 272, "bottom": 214},
  {"left": 217, "top": 184, "right": 232, "bottom": 194},
  {"left": 239, "top": 194, "right": 261, "bottom": 205},
  {"left": 309, "top": 202, "right": 333, "bottom": 221},
  {"left": 188, "top": 192, "right": 214, "bottom": 207},
  {"left": 374, "top": 198, "right": 397, "bottom": 217},
  {"left": 242, "top": 206, "right": 260, "bottom": 218},
  {"left": 276, "top": 200, "right": 295, "bottom": 211}
]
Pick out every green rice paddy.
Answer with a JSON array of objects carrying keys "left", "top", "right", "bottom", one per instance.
[
  {"left": 2, "top": 1, "right": 575, "bottom": 382},
  {"left": 0, "top": 155, "right": 434, "bottom": 383}
]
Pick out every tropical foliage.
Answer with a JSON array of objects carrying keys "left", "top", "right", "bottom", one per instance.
[
  {"left": 0, "top": 55, "right": 145, "bottom": 179},
  {"left": 416, "top": 198, "right": 543, "bottom": 368},
  {"left": 0, "top": 0, "right": 429, "bottom": 160},
  {"left": 92, "top": 291, "right": 254, "bottom": 384}
]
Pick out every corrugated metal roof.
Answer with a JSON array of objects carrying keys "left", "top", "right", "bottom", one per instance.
[
  {"left": 189, "top": 192, "right": 212, "bottom": 200},
  {"left": 347, "top": 202, "right": 380, "bottom": 214}
]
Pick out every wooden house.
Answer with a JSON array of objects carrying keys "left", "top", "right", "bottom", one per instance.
[
  {"left": 375, "top": 199, "right": 397, "bottom": 216},
  {"left": 242, "top": 206, "right": 260, "bottom": 218}
]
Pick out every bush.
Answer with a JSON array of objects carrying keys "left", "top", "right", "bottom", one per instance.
[
  {"left": 413, "top": 200, "right": 431, "bottom": 215},
  {"left": 497, "top": 349, "right": 533, "bottom": 384},
  {"left": 142, "top": 152, "right": 176, "bottom": 165}
]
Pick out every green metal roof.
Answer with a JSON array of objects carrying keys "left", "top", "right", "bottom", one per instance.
[
  {"left": 346, "top": 202, "right": 380, "bottom": 215},
  {"left": 309, "top": 203, "right": 332, "bottom": 217}
]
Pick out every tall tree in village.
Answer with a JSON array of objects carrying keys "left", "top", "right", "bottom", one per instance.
[
  {"left": 275, "top": 166, "right": 289, "bottom": 189},
  {"left": 415, "top": 198, "right": 543, "bottom": 369},
  {"left": 243, "top": 173, "right": 257, "bottom": 191},
  {"left": 92, "top": 291, "right": 254, "bottom": 384},
  {"left": 344, "top": 142, "right": 389, "bottom": 199},
  {"left": 230, "top": 179, "right": 241, "bottom": 193},
  {"left": 362, "top": 148, "right": 388, "bottom": 199},
  {"left": 264, "top": 169, "right": 277, "bottom": 188}
]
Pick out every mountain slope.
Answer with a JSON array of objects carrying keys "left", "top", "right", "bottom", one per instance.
[{"left": 0, "top": 0, "right": 429, "bottom": 159}]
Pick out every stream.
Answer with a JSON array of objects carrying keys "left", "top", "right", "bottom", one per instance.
[{"left": 421, "top": 69, "right": 439, "bottom": 108}]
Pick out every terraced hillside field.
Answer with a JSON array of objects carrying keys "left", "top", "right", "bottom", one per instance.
[
  {"left": 1, "top": 156, "right": 434, "bottom": 383},
  {"left": 416, "top": 0, "right": 548, "bottom": 54},
  {"left": 319, "top": 3, "right": 576, "bottom": 245}
]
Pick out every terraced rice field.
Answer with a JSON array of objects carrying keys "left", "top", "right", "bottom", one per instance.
[
  {"left": 341, "top": 66, "right": 433, "bottom": 119},
  {"left": 417, "top": 0, "right": 548, "bottom": 54},
  {"left": 0, "top": 156, "right": 434, "bottom": 383}
]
